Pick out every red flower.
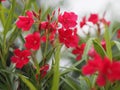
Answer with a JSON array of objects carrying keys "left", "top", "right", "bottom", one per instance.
[
  {"left": 16, "top": 11, "right": 34, "bottom": 31},
  {"left": 39, "top": 21, "right": 57, "bottom": 32},
  {"left": 101, "top": 40, "right": 106, "bottom": 50},
  {"left": 82, "top": 54, "right": 109, "bottom": 86},
  {"left": 36, "top": 64, "right": 49, "bottom": 79},
  {"left": 58, "top": 12, "right": 78, "bottom": 29},
  {"left": 39, "top": 21, "right": 49, "bottom": 30},
  {"left": 41, "top": 30, "right": 56, "bottom": 43},
  {"left": 11, "top": 49, "right": 31, "bottom": 69},
  {"left": 107, "top": 62, "right": 120, "bottom": 82},
  {"left": 88, "top": 47, "right": 96, "bottom": 58},
  {"left": 0, "top": 0, "right": 5, "bottom": 2},
  {"left": 40, "top": 64, "right": 49, "bottom": 78},
  {"left": 72, "top": 43, "right": 86, "bottom": 60},
  {"left": 39, "top": 21, "right": 57, "bottom": 43},
  {"left": 25, "top": 32, "right": 40, "bottom": 50},
  {"left": 80, "top": 16, "right": 86, "bottom": 28},
  {"left": 58, "top": 28, "right": 79, "bottom": 48},
  {"left": 96, "top": 74, "right": 106, "bottom": 86},
  {"left": 117, "top": 29, "right": 120, "bottom": 38},
  {"left": 100, "top": 18, "right": 110, "bottom": 26},
  {"left": 88, "top": 14, "right": 99, "bottom": 24},
  {"left": 82, "top": 53, "right": 120, "bottom": 86}
]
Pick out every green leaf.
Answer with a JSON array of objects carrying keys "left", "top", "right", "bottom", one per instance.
[
  {"left": 61, "top": 77, "right": 77, "bottom": 90},
  {"left": 41, "top": 7, "right": 52, "bottom": 20},
  {"left": 3, "top": 0, "right": 16, "bottom": 36},
  {"left": 46, "top": 48, "right": 55, "bottom": 61},
  {"left": 104, "top": 25, "right": 112, "bottom": 60},
  {"left": 82, "top": 38, "right": 94, "bottom": 60},
  {"left": 93, "top": 40, "right": 106, "bottom": 57},
  {"left": 109, "top": 22, "right": 120, "bottom": 39},
  {"left": 114, "top": 41, "right": 120, "bottom": 51},
  {"left": 0, "top": 4, "right": 5, "bottom": 27},
  {"left": 19, "top": 74, "right": 37, "bottom": 90},
  {"left": 79, "top": 76, "right": 90, "bottom": 90}
]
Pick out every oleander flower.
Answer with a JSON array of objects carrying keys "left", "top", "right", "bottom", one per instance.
[
  {"left": 82, "top": 53, "right": 120, "bottom": 86},
  {"left": 40, "top": 64, "right": 49, "bottom": 78},
  {"left": 80, "top": 16, "right": 86, "bottom": 28},
  {"left": 16, "top": 11, "right": 34, "bottom": 31},
  {"left": 25, "top": 32, "right": 40, "bottom": 50},
  {"left": 41, "top": 30, "right": 56, "bottom": 43},
  {"left": 11, "top": 49, "right": 31, "bottom": 69},
  {"left": 78, "top": 13, "right": 110, "bottom": 38},
  {"left": 72, "top": 43, "right": 86, "bottom": 60},
  {"left": 117, "top": 29, "right": 120, "bottom": 38},
  {"left": 39, "top": 21, "right": 57, "bottom": 32},
  {"left": 36, "top": 64, "right": 49, "bottom": 79},
  {"left": 58, "top": 28, "right": 79, "bottom": 48},
  {"left": 58, "top": 12, "right": 78, "bottom": 29},
  {"left": 88, "top": 14, "right": 98, "bottom": 24}
]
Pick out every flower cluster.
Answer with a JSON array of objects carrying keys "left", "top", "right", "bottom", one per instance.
[
  {"left": 78, "top": 13, "right": 110, "bottom": 38},
  {"left": 58, "top": 12, "right": 79, "bottom": 48},
  {"left": 12, "top": 8, "right": 120, "bottom": 89},
  {"left": 82, "top": 53, "right": 120, "bottom": 86},
  {"left": 10, "top": 10, "right": 51, "bottom": 80}
]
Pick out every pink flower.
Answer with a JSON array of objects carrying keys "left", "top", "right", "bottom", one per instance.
[
  {"left": 58, "top": 28, "right": 79, "bottom": 48},
  {"left": 11, "top": 49, "right": 31, "bottom": 69},
  {"left": 88, "top": 14, "right": 98, "bottom": 24},
  {"left": 58, "top": 12, "right": 78, "bottom": 29},
  {"left": 25, "top": 32, "right": 40, "bottom": 50},
  {"left": 16, "top": 11, "right": 34, "bottom": 31},
  {"left": 72, "top": 43, "right": 86, "bottom": 60}
]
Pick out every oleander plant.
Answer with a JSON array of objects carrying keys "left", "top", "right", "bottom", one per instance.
[{"left": 1, "top": 0, "right": 120, "bottom": 90}]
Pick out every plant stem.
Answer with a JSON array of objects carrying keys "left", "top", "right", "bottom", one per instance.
[{"left": 51, "top": 41, "right": 61, "bottom": 90}]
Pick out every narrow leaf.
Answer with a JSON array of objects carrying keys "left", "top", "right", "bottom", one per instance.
[
  {"left": 114, "top": 41, "right": 120, "bottom": 51},
  {"left": 93, "top": 40, "right": 106, "bottom": 57},
  {"left": 104, "top": 26, "right": 112, "bottom": 60},
  {"left": 82, "top": 38, "right": 94, "bottom": 60},
  {"left": 19, "top": 74, "right": 37, "bottom": 90}
]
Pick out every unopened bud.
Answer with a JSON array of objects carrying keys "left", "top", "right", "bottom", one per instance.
[{"left": 47, "top": 14, "right": 50, "bottom": 21}]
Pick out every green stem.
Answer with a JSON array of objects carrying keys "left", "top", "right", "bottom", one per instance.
[
  {"left": 43, "top": 30, "right": 49, "bottom": 65},
  {"left": 51, "top": 42, "right": 61, "bottom": 90}
]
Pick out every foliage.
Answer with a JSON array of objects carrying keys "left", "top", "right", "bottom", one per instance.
[{"left": 0, "top": 0, "right": 120, "bottom": 90}]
